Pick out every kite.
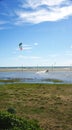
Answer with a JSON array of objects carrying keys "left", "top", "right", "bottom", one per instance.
[{"left": 19, "top": 43, "right": 23, "bottom": 50}]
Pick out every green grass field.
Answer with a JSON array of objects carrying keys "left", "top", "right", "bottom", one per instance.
[{"left": 0, "top": 83, "right": 72, "bottom": 130}]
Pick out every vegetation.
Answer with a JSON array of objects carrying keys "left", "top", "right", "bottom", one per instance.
[
  {"left": 7, "top": 107, "right": 16, "bottom": 114},
  {"left": 0, "top": 79, "right": 20, "bottom": 83},
  {"left": 0, "top": 111, "right": 42, "bottom": 130},
  {"left": 0, "top": 83, "right": 72, "bottom": 130},
  {"left": 41, "top": 78, "right": 63, "bottom": 83},
  {"left": 0, "top": 78, "right": 63, "bottom": 84}
]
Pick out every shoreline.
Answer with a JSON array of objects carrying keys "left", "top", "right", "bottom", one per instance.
[{"left": 0, "top": 67, "right": 72, "bottom": 72}]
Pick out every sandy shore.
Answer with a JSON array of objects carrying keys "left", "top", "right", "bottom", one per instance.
[{"left": 0, "top": 67, "right": 72, "bottom": 72}]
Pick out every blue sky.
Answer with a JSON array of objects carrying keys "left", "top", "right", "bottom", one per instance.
[{"left": 0, "top": 0, "right": 72, "bottom": 67}]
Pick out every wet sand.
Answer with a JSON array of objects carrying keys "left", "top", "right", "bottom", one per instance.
[{"left": 0, "top": 67, "right": 72, "bottom": 72}]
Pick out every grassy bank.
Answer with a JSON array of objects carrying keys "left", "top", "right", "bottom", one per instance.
[{"left": 0, "top": 83, "right": 72, "bottom": 130}]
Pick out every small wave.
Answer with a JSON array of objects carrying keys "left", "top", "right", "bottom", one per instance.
[{"left": 36, "top": 70, "right": 48, "bottom": 74}]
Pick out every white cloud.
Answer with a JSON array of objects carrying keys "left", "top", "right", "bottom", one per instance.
[
  {"left": 70, "top": 45, "right": 72, "bottom": 49},
  {"left": 1, "top": 0, "right": 72, "bottom": 26},
  {"left": 65, "top": 51, "right": 72, "bottom": 56},
  {"left": 23, "top": 46, "right": 32, "bottom": 50},
  {"left": 0, "top": 20, "right": 7, "bottom": 24},
  {"left": 0, "top": 26, "right": 11, "bottom": 30},
  {"left": 48, "top": 54, "right": 58, "bottom": 58},
  {"left": 34, "top": 42, "right": 38, "bottom": 46},
  {"left": 22, "top": 0, "right": 66, "bottom": 9},
  {"left": 18, "top": 55, "right": 40, "bottom": 59},
  {"left": 0, "top": 27, "right": 5, "bottom": 30},
  {"left": 15, "top": 0, "right": 72, "bottom": 24},
  {"left": 23, "top": 44, "right": 32, "bottom": 50}
]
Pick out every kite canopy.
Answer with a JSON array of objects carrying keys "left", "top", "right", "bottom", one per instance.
[{"left": 19, "top": 43, "right": 23, "bottom": 50}]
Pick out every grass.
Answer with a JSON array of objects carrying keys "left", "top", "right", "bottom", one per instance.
[
  {"left": 0, "top": 83, "right": 72, "bottom": 130},
  {"left": 0, "top": 79, "right": 20, "bottom": 83},
  {"left": 41, "top": 78, "right": 63, "bottom": 83},
  {"left": 0, "top": 78, "right": 63, "bottom": 84}
]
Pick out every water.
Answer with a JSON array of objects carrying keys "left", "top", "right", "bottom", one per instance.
[{"left": 0, "top": 69, "right": 72, "bottom": 83}]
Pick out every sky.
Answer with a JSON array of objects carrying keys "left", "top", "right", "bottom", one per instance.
[{"left": 0, "top": 0, "right": 72, "bottom": 67}]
